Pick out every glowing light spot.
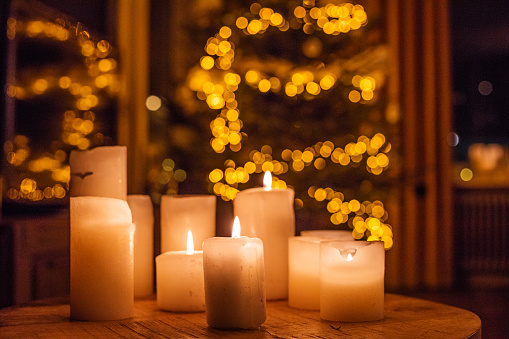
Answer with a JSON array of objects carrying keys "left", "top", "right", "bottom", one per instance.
[
  {"left": 98, "top": 59, "right": 113, "bottom": 72},
  {"left": 228, "top": 132, "right": 241, "bottom": 145},
  {"left": 219, "top": 26, "right": 232, "bottom": 38},
  {"left": 245, "top": 161, "right": 256, "bottom": 174},
  {"left": 258, "top": 79, "right": 271, "bottom": 92},
  {"left": 59, "top": 76, "right": 71, "bottom": 88},
  {"left": 294, "top": 6, "right": 307, "bottom": 18},
  {"left": 314, "top": 188, "right": 327, "bottom": 201},
  {"left": 285, "top": 83, "right": 298, "bottom": 97},
  {"left": 247, "top": 20, "right": 263, "bottom": 34},
  {"left": 292, "top": 73, "right": 304, "bottom": 85},
  {"left": 376, "top": 153, "right": 389, "bottom": 167},
  {"left": 32, "top": 79, "right": 48, "bottom": 94},
  {"left": 460, "top": 168, "right": 473, "bottom": 182},
  {"left": 362, "top": 90, "right": 374, "bottom": 100},
  {"left": 320, "top": 75, "right": 335, "bottom": 90},
  {"left": 207, "top": 93, "right": 225, "bottom": 109},
  {"left": 162, "top": 158, "right": 175, "bottom": 171},
  {"left": 245, "top": 70, "right": 260, "bottom": 84},
  {"left": 478, "top": 81, "right": 493, "bottom": 96},
  {"left": 236, "top": 17, "right": 249, "bottom": 29},
  {"left": 209, "top": 169, "right": 223, "bottom": 182},
  {"left": 270, "top": 13, "right": 284, "bottom": 26},
  {"left": 306, "top": 81, "right": 320, "bottom": 95},
  {"left": 174, "top": 169, "right": 187, "bottom": 182},
  {"left": 314, "top": 158, "right": 326, "bottom": 170},
  {"left": 200, "top": 56, "right": 215, "bottom": 70},
  {"left": 349, "top": 90, "right": 361, "bottom": 103},
  {"left": 20, "top": 178, "right": 37, "bottom": 194},
  {"left": 146, "top": 95, "right": 162, "bottom": 111}
]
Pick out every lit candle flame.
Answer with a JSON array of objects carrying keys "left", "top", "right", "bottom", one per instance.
[
  {"left": 232, "top": 216, "right": 241, "bottom": 238},
  {"left": 263, "top": 171, "right": 272, "bottom": 190},
  {"left": 186, "top": 230, "right": 194, "bottom": 255},
  {"left": 346, "top": 253, "right": 353, "bottom": 261}
]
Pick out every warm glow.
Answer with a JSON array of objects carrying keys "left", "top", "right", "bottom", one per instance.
[
  {"left": 263, "top": 171, "right": 272, "bottom": 190},
  {"left": 186, "top": 230, "right": 194, "bottom": 254},
  {"left": 232, "top": 216, "right": 241, "bottom": 238},
  {"left": 146, "top": 95, "right": 162, "bottom": 111},
  {"left": 460, "top": 168, "right": 473, "bottom": 182}
]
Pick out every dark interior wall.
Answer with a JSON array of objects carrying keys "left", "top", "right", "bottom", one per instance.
[{"left": 451, "top": 0, "right": 509, "bottom": 159}]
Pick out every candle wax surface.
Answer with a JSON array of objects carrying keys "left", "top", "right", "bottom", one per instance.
[
  {"left": 203, "top": 236, "right": 266, "bottom": 329},
  {"left": 156, "top": 250, "right": 205, "bottom": 312},
  {"left": 69, "top": 146, "right": 127, "bottom": 200},
  {"left": 70, "top": 196, "right": 134, "bottom": 321},
  {"left": 234, "top": 187, "right": 294, "bottom": 300},
  {"left": 127, "top": 195, "right": 154, "bottom": 298},
  {"left": 320, "top": 240, "right": 385, "bottom": 322}
]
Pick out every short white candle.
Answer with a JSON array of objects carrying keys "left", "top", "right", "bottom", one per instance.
[
  {"left": 203, "top": 217, "right": 266, "bottom": 329},
  {"left": 156, "top": 230, "right": 205, "bottom": 312},
  {"left": 233, "top": 171, "right": 294, "bottom": 300},
  {"left": 70, "top": 196, "right": 134, "bottom": 321},
  {"left": 320, "top": 240, "right": 385, "bottom": 322},
  {"left": 160, "top": 195, "right": 216, "bottom": 252},
  {"left": 289, "top": 230, "right": 355, "bottom": 309},
  {"left": 69, "top": 146, "right": 127, "bottom": 200},
  {"left": 127, "top": 195, "right": 154, "bottom": 298}
]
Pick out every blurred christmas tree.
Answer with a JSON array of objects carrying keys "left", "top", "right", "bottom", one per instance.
[{"left": 163, "top": 0, "right": 396, "bottom": 248}]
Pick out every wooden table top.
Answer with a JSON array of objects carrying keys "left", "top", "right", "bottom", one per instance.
[{"left": 0, "top": 293, "right": 481, "bottom": 338}]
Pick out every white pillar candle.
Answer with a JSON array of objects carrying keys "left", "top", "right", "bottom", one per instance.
[
  {"left": 289, "top": 230, "right": 355, "bottom": 309},
  {"left": 160, "top": 195, "right": 216, "bottom": 252},
  {"left": 69, "top": 146, "right": 127, "bottom": 200},
  {"left": 156, "top": 230, "right": 205, "bottom": 312},
  {"left": 70, "top": 196, "right": 134, "bottom": 321},
  {"left": 320, "top": 240, "right": 385, "bottom": 322},
  {"left": 233, "top": 171, "right": 294, "bottom": 300},
  {"left": 127, "top": 195, "right": 154, "bottom": 298},
  {"left": 203, "top": 217, "right": 266, "bottom": 329},
  {"left": 288, "top": 236, "right": 323, "bottom": 310}
]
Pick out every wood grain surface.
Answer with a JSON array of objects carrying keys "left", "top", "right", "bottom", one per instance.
[{"left": 0, "top": 294, "right": 481, "bottom": 338}]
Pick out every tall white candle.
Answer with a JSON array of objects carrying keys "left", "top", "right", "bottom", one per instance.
[
  {"left": 160, "top": 195, "right": 216, "bottom": 252},
  {"left": 127, "top": 195, "right": 154, "bottom": 298},
  {"left": 233, "top": 172, "right": 294, "bottom": 300},
  {"left": 320, "top": 240, "right": 385, "bottom": 322},
  {"left": 69, "top": 146, "right": 127, "bottom": 200},
  {"left": 156, "top": 230, "right": 205, "bottom": 312},
  {"left": 289, "top": 230, "right": 355, "bottom": 309},
  {"left": 70, "top": 196, "right": 134, "bottom": 321},
  {"left": 203, "top": 217, "right": 266, "bottom": 329}
]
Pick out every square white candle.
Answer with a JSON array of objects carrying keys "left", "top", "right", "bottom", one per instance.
[
  {"left": 203, "top": 217, "right": 266, "bottom": 329},
  {"left": 320, "top": 240, "right": 385, "bottom": 322}
]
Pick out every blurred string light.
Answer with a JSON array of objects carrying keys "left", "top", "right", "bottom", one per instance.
[
  {"left": 4, "top": 17, "right": 118, "bottom": 202},
  {"left": 460, "top": 168, "right": 473, "bottom": 182},
  {"left": 187, "top": 1, "right": 392, "bottom": 246},
  {"left": 148, "top": 157, "right": 187, "bottom": 204},
  {"left": 187, "top": 2, "right": 373, "bottom": 153},
  {"left": 310, "top": 185, "right": 393, "bottom": 249}
]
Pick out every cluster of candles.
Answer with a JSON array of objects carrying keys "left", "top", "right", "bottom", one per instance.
[{"left": 69, "top": 146, "right": 385, "bottom": 327}]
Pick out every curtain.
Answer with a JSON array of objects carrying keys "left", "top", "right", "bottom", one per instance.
[{"left": 385, "top": 0, "right": 454, "bottom": 290}]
